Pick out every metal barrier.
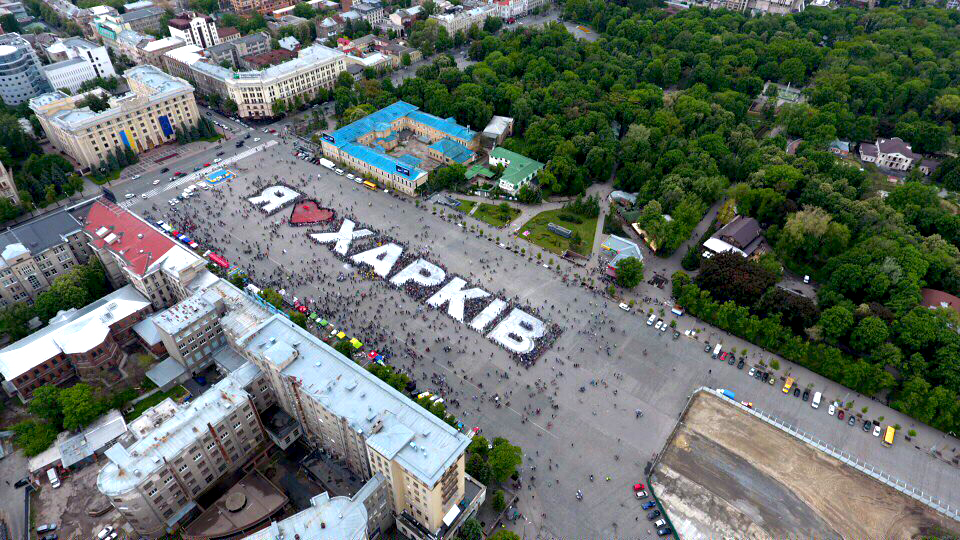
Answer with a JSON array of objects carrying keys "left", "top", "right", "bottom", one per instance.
[{"left": 700, "top": 387, "right": 960, "bottom": 522}]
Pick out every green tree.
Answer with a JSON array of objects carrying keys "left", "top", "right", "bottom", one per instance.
[
  {"left": 615, "top": 256, "right": 644, "bottom": 288},
  {"left": 11, "top": 420, "right": 59, "bottom": 457},
  {"left": 402, "top": 52, "right": 412, "bottom": 66},
  {"left": 467, "top": 434, "right": 489, "bottom": 459},
  {"left": 59, "top": 383, "right": 102, "bottom": 431},
  {"left": 29, "top": 385, "right": 64, "bottom": 428},
  {"left": 487, "top": 437, "right": 522, "bottom": 483},
  {"left": 459, "top": 518, "right": 483, "bottom": 540},
  {"left": 850, "top": 316, "right": 889, "bottom": 352},
  {"left": 818, "top": 305, "right": 854, "bottom": 343},
  {"left": 334, "top": 340, "right": 354, "bottom": 359},
  {"left": 259, "top": 288, "right": 285, "bottom": 309},
  {"left": 289, "top": 310, "right": 308, "bottom": 328},
  {"left": 488, "top": 531, "right": 520, "bottom": 540},
  {"left": 466, "top": 453, "right": 491, "bottom": 484},
  {"left": 492, "top": 490, "right": 506, "bottom": 512}
]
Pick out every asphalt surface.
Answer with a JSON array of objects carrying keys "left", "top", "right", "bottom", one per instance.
[{"left": 116, "top": 132, "right": 960, "bottom": 539}]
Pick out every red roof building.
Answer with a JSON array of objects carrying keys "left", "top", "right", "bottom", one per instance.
[{"left": 921, "top": 288, "right": 960, "bottom": 316}]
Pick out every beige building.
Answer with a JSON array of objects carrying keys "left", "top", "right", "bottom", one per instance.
[
  {"left": 0, "top": 160, "right": 20, "bottom": 205},
  {"left": 0, "top": 209, "right": 91, "bottom": 308},
  {"left": 82, "top": 199, "right": 207, "bottom": 309},
  {"left": 97, "top": 362, "right": 275, "bottom": 537},
  {"left": 29, "top": 66, "right": 200, "bottom": 172},
  {"left": 429, "top": 5, "right": 496, "bottom": 35},
  {"left": 238, "top": 315, "right": 483, "bottom": 540}
]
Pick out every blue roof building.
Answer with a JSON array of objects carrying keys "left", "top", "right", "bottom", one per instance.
[{"left": 321, "top": 100, "right": 479, "bottom": 195}]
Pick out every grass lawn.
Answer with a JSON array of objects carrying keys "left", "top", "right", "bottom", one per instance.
[
  {"left": 88, "top": 169, "right": 121, "bottom": 186},
  {"left": 519, "top": 208, "right": 598, "bottom": 256},
  {"left": 125, "top": 385, "right": 189, "bottom": 421},
  {"left": 454, "top": 199, "right": 476, "bottom": 214},
  {"left": 473, "top": 203, "right": 521, "bottom": 228}
]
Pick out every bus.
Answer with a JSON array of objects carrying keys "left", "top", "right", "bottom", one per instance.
[
  {"left": 363, "top": 181, "right": 378, "bottom": 191},
  {"left": 882, "top": 426, "right": 896, "bottom": 447}
]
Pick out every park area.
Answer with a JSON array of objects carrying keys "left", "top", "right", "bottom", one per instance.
[
  {"left": 651, "top": 392, "right": 960, "bottom": 540},
  {"left": 518, "top": 208, "right": 598, "bottom": 256},
  {"left": 473, "top": 202, "right": 520, "bottom": 228}
]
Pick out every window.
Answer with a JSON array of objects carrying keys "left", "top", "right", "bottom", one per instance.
[
  {"left": 193, "top": 452, "right": 202, "bottom": 461},
  {"left": 148, "top": 488, "right": 158, "bottom": 496}
]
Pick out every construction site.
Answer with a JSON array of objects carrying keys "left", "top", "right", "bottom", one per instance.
[{"left": 651, "top": 391, "right": 960, "bottom": 540}]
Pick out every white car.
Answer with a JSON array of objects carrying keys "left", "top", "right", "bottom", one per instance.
[
  {"left": 828, "top": 404, "right": 836, "bottom": 416},
  {"left": 140, "top": 194, "right": 148, "bottom": 199},
  {"left": 748, "top": 367, "right": 755, "bottom": 377},
  {"left": 262, "top": 128, "right": 269, "bottom": 133},
  {"left": 168, "top": 199, "right": 178, "bottom": 206},
  {"left": 152, "top": 179, "right": 160, "bottom": 185},
  {"left": 131, "top": 174, "right": 141, "bottom": 180},
  {"left": 660, "top": 323, "right": 668, "bottom": 332},
  {"left": 618, "top": 303, "right": 630, "bottom": 312},
  {"left": 354, "top": 177, "right": 363, "bottom": 184},
  {"left": 335, "top": 168, "right": 345, "bottom": 176},
  {"left": 646, "top": 314, "right": 656, "bottom": 325},
  {"left": 654, "top": 320, "right": 663, "bottom": 330},
  {"left": 97, "top": 526, "right": 114, "bottom": 539},
  {"left": 124, "top": 193, "right": 135, "bottom": 199},
  {"left": 346, "top": 173, "right": 356, "bottom": 180},
  {"left": 213, "top": 158, "right": 222, "bottom": 163},
  {"left": 254, "top": 137, "right": 261, "bottom": 142},
  {"left": 873, "top": 424, "right": 882, "bottom": 437}
]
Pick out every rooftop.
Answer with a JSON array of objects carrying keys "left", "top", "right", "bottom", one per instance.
[
  {"left": 0, "top": 285, "right": 151, "bottom": 381},
  {"left": 97, "top": 362, "right": 262, "bottom": 496},
  {"left": 184, "top": 471, "right": 288, "bottom": 539},
  {"left": 429, "top": 138, "right": 474, "bottom": 164},
  {"left": 141, "top": 36, "right": 185, "bottom": 52},
  {"left": 42, "top": 56, "right": 87, "bottom": 72},
  {"left": 153, "top": 292, "right": 217, "bottom": 335},
  {"left": 59, "top": 409, "right": 127, "bottom": 468},
  {"left": 0, "top": 208, "right": 83, "bottom": 264},
  {"left": 82, "top": 199, "right": 201, "bottom": 278},
  {"left": 120, "top": 5, "right": 165, "bottom": 22},
  {"left": 243, "top": 48, "right": 295, "bottom": 68},
  {"left": 239, "top": 315, "right": 470, "bottom": 488},
  {"left": 490, "top": 147, "right": 544, "bottom": 188}
]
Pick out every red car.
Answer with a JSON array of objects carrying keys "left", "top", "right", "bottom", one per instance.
[
  {"left": 633, "top": 483, "right": 645, "bottom": 492},
  {"left": 203, "top": 163, "right": 210, "bottom": 167},
  {"left": 838, "top": 410, "right": 845, "bottom": 420},
  {"left": 175, "top": 171, "right": 185, "bottom": 176},
  {"left": 269, "top": 129, "right": 277, "bottom": 133}
]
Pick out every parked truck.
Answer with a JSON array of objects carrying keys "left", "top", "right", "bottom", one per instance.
[{"left": 718, "top": 388, "right": 736, "bottom": 400}]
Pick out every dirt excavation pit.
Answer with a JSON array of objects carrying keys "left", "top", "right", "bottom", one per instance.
[{"left": 651, "top": 392, "right": 960, "bottom": 540}]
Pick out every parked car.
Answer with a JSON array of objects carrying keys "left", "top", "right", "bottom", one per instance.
[
  {"left": 657, "top": 528, "right": 673, "bottom": 537},
  {"left": 97, "top": 526, "right": 114, "bottom": 539},
  {"left": 654, "top": 320, "right": 663, "bottom": 331},
  {"left": 828, "top": 404, "right": 836, "bottom": 416},
  {"left": 737, "top": 359, "right": 745, "bottom": 369},
  {"left": 152, "top": 179, "right": 160, "bottom": 185},
  {"left": 647, "top": 510, "right": 661, "bottom": 520},
  {"left": 14, "top": 477, "right": 29, "bottom": 488},
  {"left": 40, "top": 535, "right": 57, "bottom": 540},
  {"left": 802, "top": 389, "right": 810, "bottom": 401},
  {"left": 873, "top": 424, "right": 882, "bottom": 437},
  {"left": 216, "top": 151, "right": 225, "bottom": 156},
  {"left": 863, "top": 419, "right": 872, "bottom": 431},
  {"left": 793, "top": 386, "right": 801, "bottom": 397},
  {"left": 160, "top": 167, "right": 169, "bottom": 173},
  {"left": 635, "top": 490, "right": 648, "bottom": 499},
  {"left": 619, "top": 303, "right": 630, "bottom": 312},
  {"left": 748, "top": 367, "right": 756, "bottom": 378},
  {"left": 673, "top": 330, "right": 680, "bottom": 340},
  {"left": 727, "top": 354, "right": 735, "bottom": 366},
  {"left": 641, "top": 501, "right": 656, "bottom": 510},
  {"left": 704, "top": 342, "right": 711, "bottom": 352},
  {"left": 848, "top": 415, "right": 857, "bottom": 426},
  {"left": 36, "top": 524, "right": 57, "bottom": 533},
  {"left": 838, "top": 409, "right": 845, "bottom": 420}
]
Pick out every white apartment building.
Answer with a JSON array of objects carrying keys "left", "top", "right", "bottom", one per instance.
[
  {"left": 167, "top": 13, "right": 220, "bottom": 49},
  {"left": 429, "top": 5, "right": 496, "bottom": 34},
  {"left": 45, "top": 37, "right": 116, "bottom": 80},
  {"left": 29, "top": 65, "right": 199, "bottom": 172},
  {"left": 43, "top": 58, "right": 99, "bottom": 94}
]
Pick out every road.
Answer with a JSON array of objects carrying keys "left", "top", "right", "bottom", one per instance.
[
  {"left": 0, "top": 451, "right": 28, "bottom": 540},
  {"left": 121, "top": 132, "right": 960, "bottom": 539}
]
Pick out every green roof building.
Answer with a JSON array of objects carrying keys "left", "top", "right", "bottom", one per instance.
[{"left": 489, "top": 147, "right": 544, "bottom": 194}]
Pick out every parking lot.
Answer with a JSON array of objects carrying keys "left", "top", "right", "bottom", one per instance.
[{"left": 119, "top": 132, "right": 960, "bottom": 538}]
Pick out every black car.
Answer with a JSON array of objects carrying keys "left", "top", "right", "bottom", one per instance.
[
  {"left": 647, "top": 510, "right": 661, "bottom": 520},
  {"left": 737, "top": 359, "right": 745, "bottom": 369},
  {"left": 704, "top": 343, "right": 711, "bottom": 353},
  {"left": 793, "top": 386, "right": 801, "bottom": 397},
  {"left": 848, "top": 415, "right": 857, "bottom": 426},
  {"left": 236, "top": 141, "right": 244, "bottom": 147},
  {"left": 216, "top": 151, "right": 225, "bottom": 156},
  {"left": 160, "top": 167, "right": 169, "bottom": 173},
  {"left": 14, "top": 477, "right": 29, "bottom": 488},
  {"left": 863, "top": 419, "right": 872, "bottom": 431},
  {"left": 762, "top": 371, "right": 770, "bottom": 381},
  {"left": 754, "top": 369, "right": 763, "bottom": 380},
  {"left": 727, "top": 355, "right": 735, "bottom": 365},
  {"left": 657, "top": 528, "right": 673, "bottom": 537},
  {"left": 245, "top": 133, "right": 251, "bottom": 139},
  {"left": 802, "top": 389, "right": 810, "bottom": 401}
]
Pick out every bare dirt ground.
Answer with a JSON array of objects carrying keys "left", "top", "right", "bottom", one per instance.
[
  {"left": 652, "top": 392, "right": 960, "bottom": 540},
  {"left": 33, "top": 463, "right": 122, "bottom": 539}
]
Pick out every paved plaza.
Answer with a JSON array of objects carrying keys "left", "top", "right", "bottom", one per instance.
[{"left": 124, "top": 136, "right": 960, "bottom": 539}]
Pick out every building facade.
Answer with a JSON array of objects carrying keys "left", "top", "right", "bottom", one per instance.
[
  {"left": 322, "top": 100, "right": 480, "bottom": 195},
  {"left": 0, "top": 209, "right": 92, "bottom": 308},
  {"left": 43, "top": 58, "right": 99, "bottom": 94},
  {"left": 0, "top": 33, "right": 50, "bottom": 105},
  {"left": 97, "top": 362, "right": 274, "bottom": 537},
  {"left": 859, "top": 137, "right": 928, "bottom": 172},
  {"left": 120, "top": 6, "right": 168, "bottom": 33},
  {"left": 489, "top": 147, "right": 542, "bottom": 194},
  {"left": 45, "top": 37, "right": 116, "bottom": 80},
  {"left": 167, "top": 13, "right": 221, "bottom": 49},
  {"left": 82, "top": 199, "right": 207, "bottom": 309},
  {"left": 30, "top": 65, "right": 200, "bottom": 172},
  {"left": 429, "top": 5, "right": 495, "bottom": 34},
  {"left": 0, "top": 160, "right": 19, "bottom": 205},
  {"left": 0, "top": 285, "right": 153, "bottom": 401}
]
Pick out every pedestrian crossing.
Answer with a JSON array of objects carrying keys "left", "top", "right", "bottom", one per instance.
[{"left": 118, "top": 140, "right": 278, "bottom": 208}]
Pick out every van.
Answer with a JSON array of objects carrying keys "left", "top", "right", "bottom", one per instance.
[
  {"left": 812, "top": 391, "right": 822, "bottom": 409},
  {"left": 47, "top": 468, "right": 60, "bottom": 488},
  {"left": 712, "top": 344, "right": 722, "bottom": 359}
]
